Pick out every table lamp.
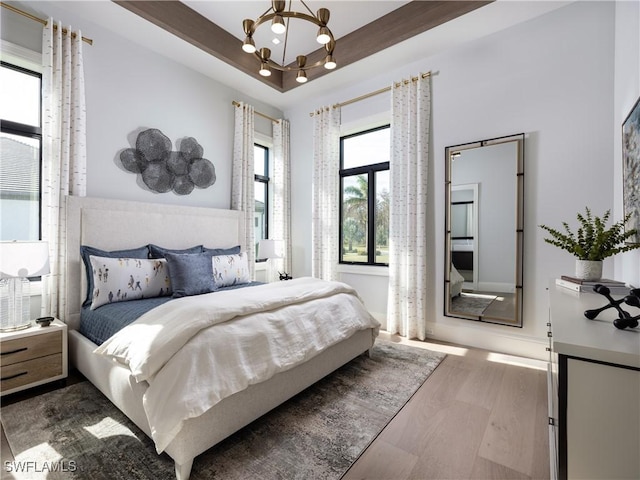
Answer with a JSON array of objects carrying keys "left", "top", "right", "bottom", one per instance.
[
  {"left": 258, "top": 239, "right": 283, "bottom": 282},
  {"left": 0, "top": 241, "right": 50, "bottom": 331}
]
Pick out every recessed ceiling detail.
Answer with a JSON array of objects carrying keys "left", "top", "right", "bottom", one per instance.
[{"left": 114, "top": 1, "right": 493, "bottom": 93}]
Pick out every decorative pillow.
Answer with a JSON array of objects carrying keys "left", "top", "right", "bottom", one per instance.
[
  {"left": 148, "top": 244, "right": 203, "bottom": 259},
  {"left": 202, "top": 245, "right": 241, "bottom": 256},
  {"left": 212, "top": 252, "right": 251, "bottom": 287},
  {"left": 80, "top": 245, "right": 150, "bottom": 307},
  {"left": 164, "top": 252, "right": 216, "bottom": 298},
  {"left": 89, "top": 256, "right": 171, "bottom": 310}
]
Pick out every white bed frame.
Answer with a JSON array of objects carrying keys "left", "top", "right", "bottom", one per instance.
[{"left": 63, "top": 196, "right": 376, "bottom": 480}]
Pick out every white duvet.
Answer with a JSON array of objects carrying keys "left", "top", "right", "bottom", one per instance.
[{"left": 94, "top": 277, "right": 380, "bottom": 453}]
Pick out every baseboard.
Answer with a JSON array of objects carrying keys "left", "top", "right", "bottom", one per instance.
[{"left": 425, "top": 321, "right": 548, "bottom": 361}]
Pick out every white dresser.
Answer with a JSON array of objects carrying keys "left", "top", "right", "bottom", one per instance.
[{"left": 547, "top": 283, "right": 640, "bottom": 480}]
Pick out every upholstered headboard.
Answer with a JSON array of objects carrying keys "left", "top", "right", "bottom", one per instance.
[{"left": 64, "top": 196, "right": 243, "bottom": 330}]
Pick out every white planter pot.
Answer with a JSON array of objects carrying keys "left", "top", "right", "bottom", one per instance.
[{"left": 575, "top": 260, "right": 602, "bottom": 281}]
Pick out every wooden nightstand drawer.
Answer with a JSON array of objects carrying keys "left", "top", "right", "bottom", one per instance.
[
  {"left": 1, "top": 353, "right": 63, "bottom": 391},
  {"left": 0, "top": 320, "right": 67, "bottom": 396},
  {"left": 0, "top": 330, "right": 62, "bottom": 367}
]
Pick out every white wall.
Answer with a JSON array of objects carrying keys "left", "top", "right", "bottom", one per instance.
[
  {"left": 3, "top": 1, "right": 632, "bottom": 360},
  {"left": 2, "top": 1, "right": 283, "bottom": 210},
  {"left": 613, "top": 0, "right": 640, "bottom": 286},
  {"left": 286, "top": 1, "right": 618, "bottom": 360}
]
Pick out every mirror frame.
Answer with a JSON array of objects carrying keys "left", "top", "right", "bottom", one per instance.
[{"left": 444, "top": 133, "right": 524, "bottom": 327}]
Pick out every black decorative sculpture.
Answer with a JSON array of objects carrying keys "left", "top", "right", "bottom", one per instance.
[
  {"left": 584, "top": 284, "right": 640, "bottom": 330},
  {"left": 120, "top": 129, "right": 216, "bottom": 195},
  {"left": 278, "top": 272, "right": 292, "bottom": 281}
]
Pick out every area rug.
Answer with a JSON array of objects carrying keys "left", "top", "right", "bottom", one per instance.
[
  {"left": 450, "top": 292, "right": 497, "bottom": 316},
  {"left": 1, "top": 341, "right": 445, "bottom": 480}
]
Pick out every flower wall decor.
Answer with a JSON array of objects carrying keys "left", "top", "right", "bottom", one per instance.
[
  {"left": 622, "top": 97, "right": 640, "bottom": 244},
  {"left": 119, "top": 129, "right": 216, "bottom": 195}
]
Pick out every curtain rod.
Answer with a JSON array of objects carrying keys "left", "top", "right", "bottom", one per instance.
[
  {"left": 309, "top": 71, "right": 431, "bottom": 117},
  {"left": 1, "top": 2, "right": 93, "bottom": 45},
  {"left": 232, "top": 101, "right": 280, "bottom": 124}
]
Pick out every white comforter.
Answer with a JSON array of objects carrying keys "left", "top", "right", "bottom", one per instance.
[{"left": 95, "top": 277, "right": 380, "bottom": 452}]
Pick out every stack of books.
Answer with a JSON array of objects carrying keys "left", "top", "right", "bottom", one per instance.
[{"left": 555, "top": 276, "right": 631, "bottom": 295}]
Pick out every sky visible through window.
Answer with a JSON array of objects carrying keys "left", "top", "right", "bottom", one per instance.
[{"left": 0, "top": 66, "right": 40, "bottom": 127}]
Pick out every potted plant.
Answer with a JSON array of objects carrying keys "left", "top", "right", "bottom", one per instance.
[{"left": 539, "top": 208, "right": 640, "bottom": 280}]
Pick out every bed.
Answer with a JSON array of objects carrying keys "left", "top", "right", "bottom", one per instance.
[
  {"left": 62, "top": 196, "right": 380, "bottom": 480},
  {"left": 450, "top": 264, "right": 464, "bottom": 297}
]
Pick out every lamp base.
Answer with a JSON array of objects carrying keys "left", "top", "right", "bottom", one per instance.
[
  {"left": 0, "top": 277, "right": 31, "bottom": 332},
  {"left": 0, "top": 322, "right": 31, "bottom": 332}
]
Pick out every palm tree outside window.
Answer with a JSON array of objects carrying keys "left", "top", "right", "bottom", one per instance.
[{"left": 339, "top": 125, "right": 390, "bottom": 265}]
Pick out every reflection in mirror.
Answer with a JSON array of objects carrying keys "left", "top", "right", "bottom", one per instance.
[{"left": 444, "top": 134, "right": 524, "bottom": 327}]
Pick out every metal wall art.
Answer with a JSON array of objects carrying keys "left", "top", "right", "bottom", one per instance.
[
  {"left": 120, "top": 129, "right": 216, "bottom": 195},
  {"left": 622, "top": 97, "right": 640, "bottom": 244}
]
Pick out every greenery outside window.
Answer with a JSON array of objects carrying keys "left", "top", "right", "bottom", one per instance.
[
  {"left": 0, "top": 62, "right": 42, "bottom": 241},
  {"left": 340, "top": 125, "right": 390, "bottom": 265},
  {"left": 254, "top": 143, "right": 269, "bottom": 260}
]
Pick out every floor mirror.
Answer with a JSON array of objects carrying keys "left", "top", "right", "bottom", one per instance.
[{"left": 444, "top": 133, "right": 524, "bottom": 327}]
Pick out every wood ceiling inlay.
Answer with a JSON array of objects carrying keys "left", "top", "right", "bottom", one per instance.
[{"left": 114, "top": 0, "right": 493, "bottom": 92}]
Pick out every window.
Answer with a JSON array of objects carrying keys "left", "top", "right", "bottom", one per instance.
[
  {"left": 340, "top": 125, "right": 390, "bottom": 265},
  {"left": 254, "top": 143, "right": 269, "bottom": 259},
  {"left": 0, "top": 62, "right": 42, "bottom": 241}
]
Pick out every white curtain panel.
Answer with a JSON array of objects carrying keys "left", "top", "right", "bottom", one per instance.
[
  {"left": 272, "top": 119, "right": 292, "bottom": 282},
  {"left": 312, "top": 106, "right": 341, "bottom": 281},
  {"left": 232, "top": 102, "right": 256, "bottom": 277},
  {"left": 387, "top": 75, "right": 432, "bottom": 340},
  {"left": 41, "top": 19, "right": 87, "bottom": 318}
]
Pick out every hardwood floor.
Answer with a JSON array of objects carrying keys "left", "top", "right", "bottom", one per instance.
[
  {"left": 1, "top": 334, "right": 550, "bottom": 480},
  {"left": 344, "top": 333, "right": 550, "bottom": 480}
]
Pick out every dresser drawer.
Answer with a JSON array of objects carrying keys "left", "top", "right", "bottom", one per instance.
[
  {"left": 1, "top": 353, "right": 63, "bottom": 391},
  {"left": 0, "top": 330, "right": 62, "bottom": 366}
]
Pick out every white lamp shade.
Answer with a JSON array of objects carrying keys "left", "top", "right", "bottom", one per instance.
[
  {"left": 258, "top": 239, "right": 283, "bottom": 259},
  {"left": 0, "top": 241, "right": 50, "bottom": 278}
]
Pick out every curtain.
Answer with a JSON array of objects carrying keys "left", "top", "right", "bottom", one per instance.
[
  {"left": 232, "top": 102, "right": 256, "bottom": 278},
  {"left": 41, "top": 19, "right": 87, "bottom": 318},
  {"left": 387, "top": 74, "right": 431, "bottom": 340},
  {"left": 312, "top": 106, "right": 341, "bottom": 281},
  {"left": 271, "top": 119, "right": 292, "bottom": 282}
]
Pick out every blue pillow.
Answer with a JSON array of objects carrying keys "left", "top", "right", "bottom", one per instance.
[
  {"left": 80, "top": 245, "right": 150, "bottom": 307},
  {"left": 149, "top": 244, "right": 203, "bottom": 259},
  {"left": 164, "top": 252, "right": 216, "bottom": 298},
  {"left": 202, "top": 245, "right": 241, "bottom": 256}
]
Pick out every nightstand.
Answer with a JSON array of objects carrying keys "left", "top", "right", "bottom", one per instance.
[{"left": 0, "top": 319, "right": 68, "bottom": 396}]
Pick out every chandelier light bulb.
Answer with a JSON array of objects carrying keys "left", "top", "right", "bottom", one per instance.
[
  {"left": 259, "top": 63, "right": 271, "bottom": 76},
  {"left": 242, "top": 37, "right": 256, "bottom": 54},
  {"left": 296, "top": 70, "right": 308, "bottom": 83},
  {"left": 324, "top": 55, "right": 337, "bottom": 70},
  {"left": 271, "top": 15, "right": 286, "bottom": 34},
  {"left": 316, "top": 26, "right": 331, "bottom": 45}
]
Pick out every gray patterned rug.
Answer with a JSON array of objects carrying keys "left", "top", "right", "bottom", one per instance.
[{"left": 1, "top": 341, "right": 445, "bottom": 480}]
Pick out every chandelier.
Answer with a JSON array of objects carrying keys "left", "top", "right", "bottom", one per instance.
[{"left": 241, "top": 0, "right": 337, "bottom": 83}]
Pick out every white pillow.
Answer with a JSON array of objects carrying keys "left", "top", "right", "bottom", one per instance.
[
  {"left": 211, "top": 252, "right": 251, "bottom": 287},
  {"left": 89, "top": 255, "right": 172, "bottom": 309}
]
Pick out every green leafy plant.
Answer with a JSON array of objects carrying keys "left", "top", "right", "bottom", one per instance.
[{"left": 539, "top": 208, "right": 640, "bottom": 261}]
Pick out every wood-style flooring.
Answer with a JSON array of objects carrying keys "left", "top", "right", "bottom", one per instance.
[
  {"left": 345, "top": 333, "right": 550, "bottom": 480},
  {"left": 1, "top": 333, "right": 550, "bottom": 480}
]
